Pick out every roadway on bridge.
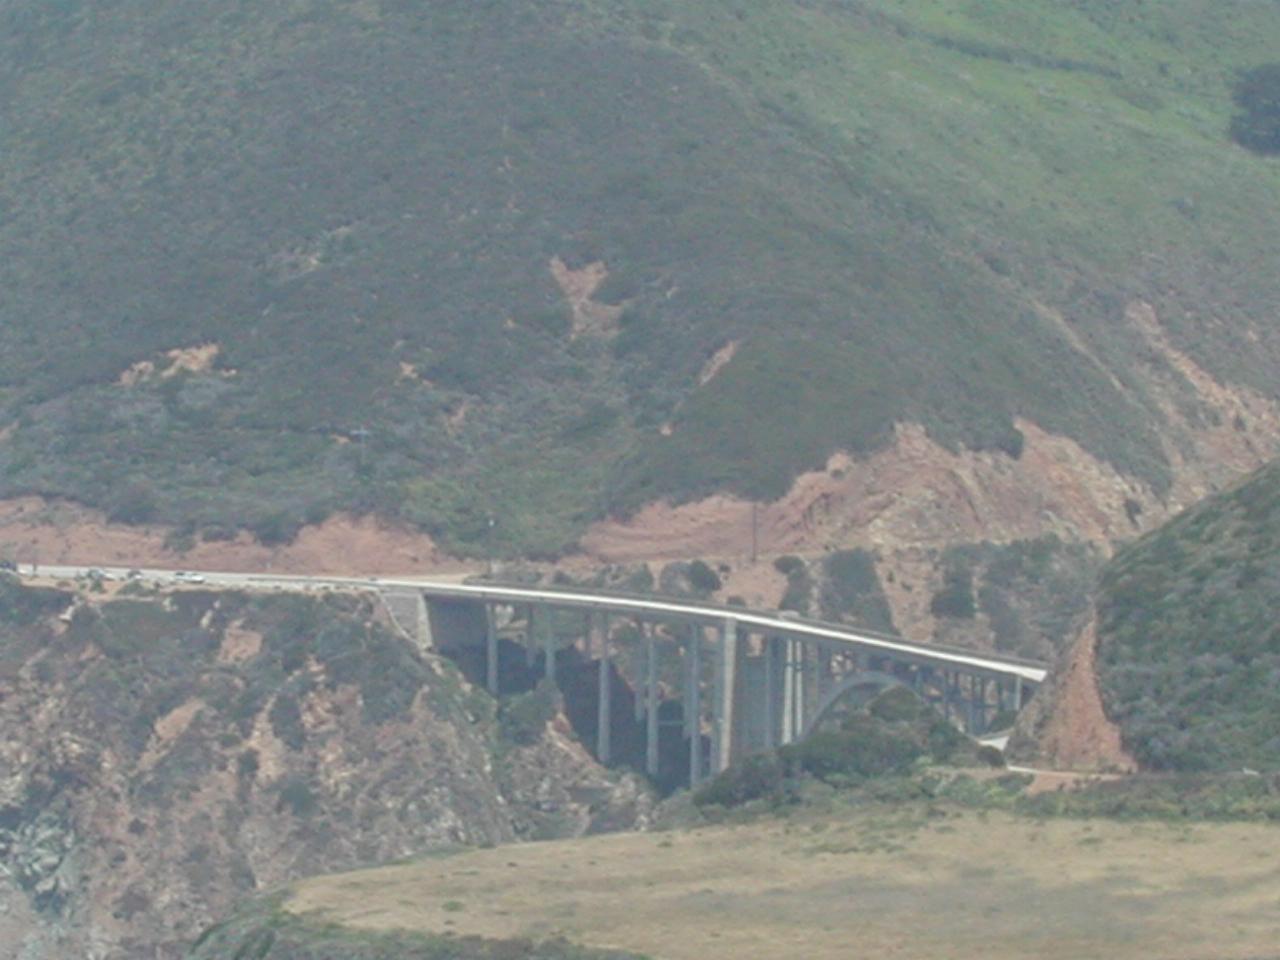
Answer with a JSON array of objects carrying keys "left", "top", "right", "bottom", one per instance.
[{"left": 28, "top": 564, "right": 1048, "bottom": 684}]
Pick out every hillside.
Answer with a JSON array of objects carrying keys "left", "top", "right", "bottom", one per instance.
[
  {"left": 1015, "top": 457, "right": 1280, "bottom": 773},
  {"left": 0, "top": 576, "right": 648, "bottom": 959},
  {"left": 194, "top": 806, "right": 1280, "bottom": 960},
  {"left": 3, "top": 0, "right": 1280, "bottom": 561}
]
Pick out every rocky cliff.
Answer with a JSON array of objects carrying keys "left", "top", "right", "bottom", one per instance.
[
  {"left": 1010, "top": 457, "right": 1280, "bottom": 773},
  {"left": 0, "top": 577, "right": 649, "bottom": 959}
]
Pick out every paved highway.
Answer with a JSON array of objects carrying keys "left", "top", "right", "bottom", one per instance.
[{"left": 29, "top": 564, "right": 1048, "bottom": 684}]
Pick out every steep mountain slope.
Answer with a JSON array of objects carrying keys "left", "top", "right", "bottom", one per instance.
[
  {"left": 1014, "top": 457, "right": 1280, "bottom": 772},
  {"left": 2, "top": 0, "right": 1280, "bottom": 559},
  {"left": 0, "top": 578, "right": 648, "bottom": 959}
]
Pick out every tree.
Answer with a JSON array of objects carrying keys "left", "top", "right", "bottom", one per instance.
[{"left": 1230, "top": 63, "right": 1280, "bottom": 155}]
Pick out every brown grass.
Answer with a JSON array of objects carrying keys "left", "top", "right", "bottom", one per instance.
[{"left": 286, "top": 809, "right": 1280, "bottom": 960}]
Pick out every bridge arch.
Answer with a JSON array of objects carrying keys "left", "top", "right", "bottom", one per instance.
[{"left": 800, "top": 670, "right": 907, "bottom": 739}]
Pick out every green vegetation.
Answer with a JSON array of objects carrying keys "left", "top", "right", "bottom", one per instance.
[
  {"left": 499, "top": 680, "right": 562, "bottom": 746},
  {"left": 940, "top": 537, "right": 1104, "bottom": 659},
  {"left": 1231, "top": 62, "right": 1280, "bottom": 154},
  {"left": 695, "top": 687, "right": 996, "bottom": 809},
  {"left": 0, "top": 573, "right": 69, "bottom": 628},
  {"left": 188, "top": 894, "right": 646, "bottom": 960},
  {"left": 1096, "top": 459, "right": 1280, "bottom": 772},
  {"left": 818, "top": 549, "right": 895, "bottom": 633},
  {"left": 2, "top": 2, "right": 1280, "bottom": 555},
  {"left": 930, "top": 562, "right": 977, "bottom": 620},
  {"left": 773, "top": 555, "right": 813, "bottom": 614}
]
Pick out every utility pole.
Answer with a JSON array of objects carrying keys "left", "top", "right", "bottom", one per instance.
[
  {"left": 351, "top": 426, "right": 370, "bottom": 472},
  {"left": 751, "top": 501, "right": 759, "bottom": 564},
  {"left": 485, "top": 514, "right": 496, "bottom": 576}
]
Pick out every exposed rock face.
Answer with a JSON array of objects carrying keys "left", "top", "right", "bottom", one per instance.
[
  {"left": 1006, "top": 612, "right": 1136, "bottom": 772},
  {"left": 0, "top": 581, "right": 649, "bottom": 959},
  {"left": 498, "top": 714, "right": 653, "bottom": 840},
  {"left": 577, "top": 300, "right": 1280, "bottom": 655}
]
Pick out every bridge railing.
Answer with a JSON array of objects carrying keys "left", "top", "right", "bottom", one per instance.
[{"left": 456, "top": 576, "right": 1051, "bottom": 673}]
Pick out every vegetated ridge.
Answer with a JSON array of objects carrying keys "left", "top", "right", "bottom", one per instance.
[
  {"left": 1014, "top": 456, "right": 1280, "bottom": 773},
  {"left": 1, "top": 1, "right": 1280, "bottom": 562}
]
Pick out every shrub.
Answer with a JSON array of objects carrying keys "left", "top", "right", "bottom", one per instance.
[
  {"left": 773, "top": 555, "right": 805, "bottom": 576},
  {"left": 105, "top": 479, "right": 159, "bottom": 524},
  {"left": 694, "top": 752, "right": 787, "bottom": 808},
  {"left": 867, "top": 686, "right": 927, "bottom": 724},
  {"left": 976, "top": 744, "right": 1006, "bottom": 768},
  {"left": 268, "top": 694, "right": 306, "bottom": 750},
  {"left": 930, "top": 565, "right": 976, "bottom": 619},
  {"left": 250, "top": 510, "right": 302, "bottom": 546},
  {"left": 236, "top": 750, "right": 260, "bottom": 783},
  {"left": 782, "top": 720, "right": 922, "bottom": 781},
  {"left": 276, "top": 777, "right": 317, "bottom": 817},
  {"left": 686, "top": 559, "right": 721, "bottom": 595},
  {"left": 499, "top": 680, "right": 560, "bottom": 745},
  {"left": 1231, "top": 62, "right": 1280, "bottom": 155}
]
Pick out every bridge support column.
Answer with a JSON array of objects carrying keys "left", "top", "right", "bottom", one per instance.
[
  {"left": 713, "top": 617, "right": 737, "bottom": 774},
  {"left": 525, "top": 605, "right": 537, "bottom": 668},
  {"left": 415, "top": 593, "right": 434, "bottom": 650},
  {"left": 780, "top": 639, "right": 796, "bottom": 746},
  {"left": 646, "top": 625, "right": 660, "bottom": 777},
  {"left": 543, "top": 608, "right": 556, "bottom": 685},
  {"left": 485, "top": 604, "right": 499, "bottom": 695},
  {"left": 688, "top": 624, "right": 703, "bottom": 786},
  {"left": 965, "top": 676, "right": 983, "bottom": 735},
  {"left": 801, "top": 643, "right": 817, "bottom": 734},
  {"left": 763, "top": 636, "right": 778, "bottom": 750},
  {"left": 596, "top": 613, "right": 611, "bottom": 764},
  {"left": 979, "top": 677, "right": 990, "bottom": 734},
  {"left": 1014, "top": 675, "right": 1024, "bottom": 712}
]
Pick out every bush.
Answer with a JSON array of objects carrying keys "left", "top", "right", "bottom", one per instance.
[
  {"left": 686, "top": 559, "right": 721, "bottom": 595},
  {"left": 250, "top": 510, "right": 303, "bottom": 547},
  {"left": 694, "top": 752, "right": 786, "bottom": 808},
  {"left": 105, "top": 479, "right": 159, "bottom": 524},
  {"left": 776, "top": 558, "right": 812, "bottom": 614},
  {"left": 499, "top": 680, "right": 560, "bottom": 745},
  {"left": 773, "top": 555, "right": 805, "bottom": 576},
  {"left": 276, "top": 777, "right": 318, "bottom": 817},
  {"left": 269, "top": 693, "right": 306, "bottom": 750},
  {"left": 925, "top": 718, "right": 968, "bottom": 763},
  {"left": 781, "top": 719, "right": 922, "bottom": 782},
  {"left": 867, "top": 686, "right": 926, "bottom": 724},
  {"left": 930, "top": 565, "right": 976, "bottom": 619},
  {"left": 976, "top": 744, "right": 1006, "bottom": 768},
  {"left": 1231, "top": 62, "right": 1280, "bottom": 155}
]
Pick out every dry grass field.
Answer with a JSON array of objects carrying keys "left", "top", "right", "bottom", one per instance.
[{"left": 287, "top": 807, "right": 1280, "bottom": 960}]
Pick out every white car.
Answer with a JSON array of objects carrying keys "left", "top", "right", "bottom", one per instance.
[{"left": 173, "top": 571, "right": 207, "bottom": 584}]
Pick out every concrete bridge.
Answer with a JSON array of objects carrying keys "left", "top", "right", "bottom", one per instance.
[
  {"left": 388, "top": 580, "right": 1048, "bottom": 786},
  {"left": 34, "top": 566, "right": 1048, "bottom": 786}
]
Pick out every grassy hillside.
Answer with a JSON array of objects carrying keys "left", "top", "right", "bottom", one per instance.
[
  {"left": 224, "top": 806, "right": 1280, "bottom": 960},
  {"left": 1096, "top": 458, "right": 1280, "bottom": 772},
  {"left": 3, "top": 1, "right": 1280, "bottom": 554}
]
